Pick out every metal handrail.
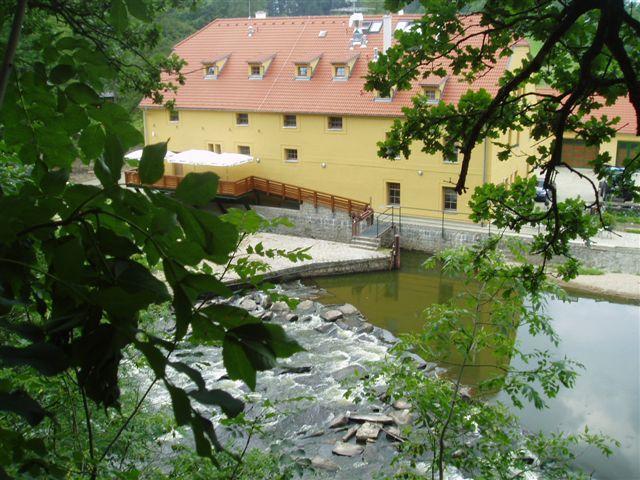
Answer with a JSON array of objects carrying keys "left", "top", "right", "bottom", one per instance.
[{"left": 376, "top": 205, "right": 401, "bottom": 237}]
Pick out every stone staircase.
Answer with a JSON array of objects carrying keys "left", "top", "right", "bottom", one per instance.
[{"left": 350, "top": 235, "right": 382, "bottom": 251}]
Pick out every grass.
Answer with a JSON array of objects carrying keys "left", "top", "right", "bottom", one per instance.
[
  {"left": 577, "top": 266, "right": 605, "bottom": 276},
  {"left": 625, "top": 228, "right": 640, "bottom": 234}
]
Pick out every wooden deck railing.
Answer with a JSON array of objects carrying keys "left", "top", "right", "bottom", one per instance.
[{"left": 124, "top": 170, "right": 370, "bottom": 216}]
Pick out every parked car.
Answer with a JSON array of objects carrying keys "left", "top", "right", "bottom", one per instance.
[
  {"left": 602, "top": 165, "right": 634, "bottom": 201},
  {"left": 535, "top": 179, "right": 552, "bottom": 204}
]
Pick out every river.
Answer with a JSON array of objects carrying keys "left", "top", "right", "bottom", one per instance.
[{"left": 313, "top": 251, "right": 640, "bottom": 480}]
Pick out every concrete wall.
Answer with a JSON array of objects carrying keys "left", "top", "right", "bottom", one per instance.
[{"left": 253, "top": 202, "right": 640, "bottom": 275}]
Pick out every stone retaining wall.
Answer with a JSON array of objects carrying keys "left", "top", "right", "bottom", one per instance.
[{"left": 253, "top": 203, "right": 640, "bottom": 275}]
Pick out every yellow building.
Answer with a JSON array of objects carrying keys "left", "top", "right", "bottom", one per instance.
[{"left": 139, "top": 14, "right": 542, "bottom": 220}]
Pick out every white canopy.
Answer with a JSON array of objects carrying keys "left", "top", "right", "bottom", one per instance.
[
  {"left": 168, "top": 149, "right": 254, "bottom": 167},
  {"left": 125, "top": 149, "right": 175, "bottom": 160}
]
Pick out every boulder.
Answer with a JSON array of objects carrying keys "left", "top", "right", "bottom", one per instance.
[
  {"left": 280, "top": 365, "right": 312, "bottom": 375},
  {"left": 296, "top": 299, "right": 315, "bottom": 312},
  {"left": 392, "top": 399, "right": 411, "bottom": 410},
  {"left": 374, "top": 328, "right": 398, "bottom": 344},
  {"left": 357, "top": 322, "right": 375, "bottom": 334},
  {"left": 400, "top": 352, "right": 428, "bottom": 370},
  {"left": 337, "top": 303, "right": 358, "bottom": 315},
  {"left": 336, "top": 316, "right": 364, "bottom": 331},
  {"left": 331, "top": 364, "right": 365, "bottom": 382},
  {"left": 384, "top": 426, "right": 404, "bottom": 442},
  {"left": 355, "top": 422, "right": 381, "bottom": 443},
  {"left": 341, "top": 425, "right": 358, "bottom": 442},
  {"left": 329, "top": 414, "right": 349, "bottom": 428},
  {"left": 261, "top": 296, "right": 273, "bottom": 309},
  {"left": 332, "top": 441, "right": 363, "bottom": 457},
  {"left": 300, "top": 315, "right": 312, "bottom": 322},
  {"left": 321, "top": 309, "right": 343, "bottom": 322},
  {"left": 349, "top": 413, "right": 394, "bottom": 424},
  {"left": 286, "top": 313, "right": 299, "bottom": 322},
  {"left": 260, "top": 311, "right": 273, "bottom": 322},
  {"left": 389, "top": 409, "right": 412, "bottom": 426},
  {"left": 239, "top": 298, "right": 257, "bottom": 311},
  {"left": 271, "top": 301, "right": 290, "bottom": 313},
  {"left": 315, "top": 323, "right": 336, "bottom": 334},
  {"left": 311, "top": 456, "right": 339, "bottom": 472}
]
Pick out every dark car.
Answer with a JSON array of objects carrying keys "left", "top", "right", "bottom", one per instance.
[{"left": 535, "top": 179, "right": 551, "bottom": 204}]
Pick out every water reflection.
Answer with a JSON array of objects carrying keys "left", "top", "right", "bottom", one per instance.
[{"left": 313, "top": 251, "right": 640, "bottom": 480}]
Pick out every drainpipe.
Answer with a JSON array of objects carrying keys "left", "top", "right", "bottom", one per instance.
[
  {"left": 482, "top": 138, "right": 490, "bottom": 228},
  {"left": 142, "top": 108, "right": 147, "bottom": 145}
]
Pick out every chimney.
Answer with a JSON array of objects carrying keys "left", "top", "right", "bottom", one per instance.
[
  {"left": 255, "top": 11, "right": 267, "bottom": 19},
  {"left": 383, "top": 14, "right": 392, "bottom": 53}
]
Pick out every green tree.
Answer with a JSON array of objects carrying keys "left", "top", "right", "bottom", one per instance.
[
  {"left": 368, "top": 0, "right": 640, "bottom": 277},
  {"left": 0, "top": 0, "right": 305, "bottom": 477}
]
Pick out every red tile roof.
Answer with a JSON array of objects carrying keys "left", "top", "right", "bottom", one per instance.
[
  {"left": 536, "top": 88, "right": 638, "bottom": 135},
  {"left": 141, "top": 14, "right": 515, "bottom": 117}
]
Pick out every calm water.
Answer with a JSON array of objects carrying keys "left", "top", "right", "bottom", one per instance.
[{"left": 314, "top": 251, "right": 640, "bottom": 480}]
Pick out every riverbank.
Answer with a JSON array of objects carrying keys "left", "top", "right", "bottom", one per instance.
[
  {"left": 559, "top": 272, "right": 640, "bottom": 303},
  {"left": 213, "top": 232, "right": 392, "bottom": 285}
]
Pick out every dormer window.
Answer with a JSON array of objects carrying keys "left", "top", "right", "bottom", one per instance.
[
  {"left": 201, "top": 54, "right": 229, "bottom": 80},
  {"left": 423, "top": 86, "right": 438, "bottom": 102},
  {"left": 250, "top": 64, "right": 262, "bottom": 78},
  {"left": 294, "top": 55, "right": 321, "bottom": 80},
  {"left": 247, "top": 54, "right": 275, "bottom": 80},
  {"left": 297, "top": 65, "right": 310, "bottom": 78},
  {"left": 331, "top": 54, "right": 358, "bottom": 81}
]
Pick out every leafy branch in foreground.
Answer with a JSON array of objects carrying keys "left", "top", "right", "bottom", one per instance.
[
  {"left": 368, "top": 0, "right": 640, "bottom": 267},
  {"left": 353, "top": 239, "right": 617, "bottom": 480}
]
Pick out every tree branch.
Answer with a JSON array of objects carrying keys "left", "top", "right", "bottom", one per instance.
[{"left": 0, "top": 0, "right": 28, "bottom": 109}]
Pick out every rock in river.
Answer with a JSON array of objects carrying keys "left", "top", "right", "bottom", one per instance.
[
  {"left": 332, "top": 441, "right": 363, "bottom": 457},
  {"left": 311, "top": 456, "right": 339, "bottom": 472},
  {"left": 349, "top": 413, "right": 394, "bottom": 424},
  {"left": 296, "top": 299, "right": 315, "bottom": 312},
  {"left": 321, "top": 309, "right": 343, "bottom": 322},
  {"left": 239, "top": 298, "right": 257, "bottom": 311},
  {"left": 271, "top": 301, "right": 290, "bottom": 313},
  {"left": 337, "top": 303, "right": 358, "bottom": 315},
  {"left": 355, "top": 422, "right": 381, "bottom": 443}
]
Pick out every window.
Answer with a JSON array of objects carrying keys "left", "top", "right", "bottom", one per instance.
[
  {"left": 169, "top": 110, "right": 179, "bottom": 122},
  {"left": 616, "top": 141, "right": 640, "bottom": 167},
  {"left": 387, "top": 182, "right": 400, "bottom": 206},
  {"left": 561, "top": 139, "right": 599, "bottom": 168},
  {"left": 250, "top": 64, "right": 262, "bottom": 77},
  {"left": 283, "top": 114, "right": 297, "bottom": 128},
  {"left": 443, "top": 187, "right": 457, "bottom": 211},
  {"left": 238, "top": 145, "right": 251, "bottom": 155},
  {"left": 334, "top": 65, "right": 347, "bottom": 79},
  {"left": 508, "top": 129, "right": 521, "bottom": 147},
  {"left": 444, "top": 144, "right": 458, "bottom": 163},
  {"left": 173, "top": 164, "right": 183, "bottom": 176},
  {"left": 327, "top": 116, "right": 343, "bottom": 130},
  {"left": 284, "top": 148, "right": 298, "bottom": 162},
  {"left": 422, "top": 86, "right": 438, "bottom": 103},
  {"left": 207, "top": 143, "right": 222, "bottom": 154},
  {"left": 204, "top": 65, "right": 217, "bottom": 78},
  {"left": 296, "top": 65, "right": 309, "bottom": 78},
  {"left": 236, "top": 113, "right": 249, "bottom": 126}
]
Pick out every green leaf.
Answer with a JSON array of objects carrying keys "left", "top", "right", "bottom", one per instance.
[
  {"left": 110, "top": 0, "right": 129, "bottom": 31},
  {"left": 50, "top": 64, "right": 74, "bottom": 84},
  {"left": 125, "top": 0, "right": 150, "bottom": 21},
  {"left": 181, "top": 274, "right": 232, "bottom": 300},
  {"left": 0, "top": 391, "right": 49, "bottom": 426},
  {"left": 79, "top": 124, "right": 106, "bottom": 160},
  {"left": 169, "top": 362, "right": 206, "bottom": 390},
  {"left": 175, "top": 172, "right": 219, "bottom": 207},
  {"left": 222, "top": 336, "right": 258, "bottom": 390},
  {"left": 0, "top": 343, "right": 69, "bottom": 376},
  {"left": 94, "top": 132, "right": 124, "bottom": 186},
  {"left": 112, "top": 260, "right": 170, "bottom": 303},
  {"left": 138, "top": 141, "right": 167, "bottom": 184},
  {"left": 188, "top": 389, "right": 243, "bottom": 418},
  {"left": 200, "top": 304, "right": 260, "bottom": 329},
  {"left": 136, "top": 341, "right": 167, "bottom": 378},
  {"left": 165, "top": 382, "right": 191, "bottom": 426},
  {"left": 66, "top": 82, "right": 100, "bottom": 105},
  {"left": 190, "top": 314, "right": 225, "bottom": 345},
  {"left": 96, "top": 228, "right": 139, "bottom": 258}
]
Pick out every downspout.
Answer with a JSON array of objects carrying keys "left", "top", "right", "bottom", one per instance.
[
  {"left": 142, "top": 108, "right": 147, "bottom": 145},
  {"left": 482, "top": 138, "right": 490, "bottom": 228}
]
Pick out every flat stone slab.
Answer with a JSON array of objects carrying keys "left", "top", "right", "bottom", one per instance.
[
  {"left": 349, "top": 413, "right": 394, "bottom": 424},
  {"left": 392, "top": 399, "right": 411, "bottom": 410},
  {"left": 239, "top": 298, "right": 257, "bottom": 311},
  {"left": 329, "top": 414, "right": 349, "bottom": 428},
  {"left": 332, "top": 441, "right": 363, "bottom": 457},
  {"left": 296, "top": 299, "right": 315, "bottom": 312},
  {"left": 311, "top": 456, "right": 339, "bottom": 472},
  {"left": 355, "top": 422, "right": 381, "bottom": 443},
  {"left": 389, "top": 409, "right": 412, "bottom": 426},
  {"left": 342, "top": 425, "right": 358, "bottom": 442},
  {"left": 357, "top": 322, "right": 375, "bottom": 334},
  {"left": 331, "top": 364, "right": 365, "bottom": 382},
  {"left": 336, "top": 316, "right": 364, "bottom": 331},
  {"left": 337, "top": 303, "right": 358, "bottom": 315},
  {"left": 321, "top": 309, "right": 343, "bottom": 322},
  {"left": 271, "top": 300, "right": 290, "bottom": 312},
  {"left": 315, "top": 323, "right": 336, "bottom": 334}
]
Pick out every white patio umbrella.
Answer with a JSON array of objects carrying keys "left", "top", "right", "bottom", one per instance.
[
  {"left": 125, "top": 149, "right": 175, "bottom": 160},
  {"left": 168, "top": 149, "right": 253, "bottom": 166}
]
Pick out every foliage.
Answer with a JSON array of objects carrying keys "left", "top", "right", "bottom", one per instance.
[
  {"left": 352, "top": 239, "right": 617, "bottom": 479},
  {"left": 0, "top": 1, "right": 307, "bottom": 478},
  {"left": 368, "top": 0, "right": 640, "bottom": 274}
]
